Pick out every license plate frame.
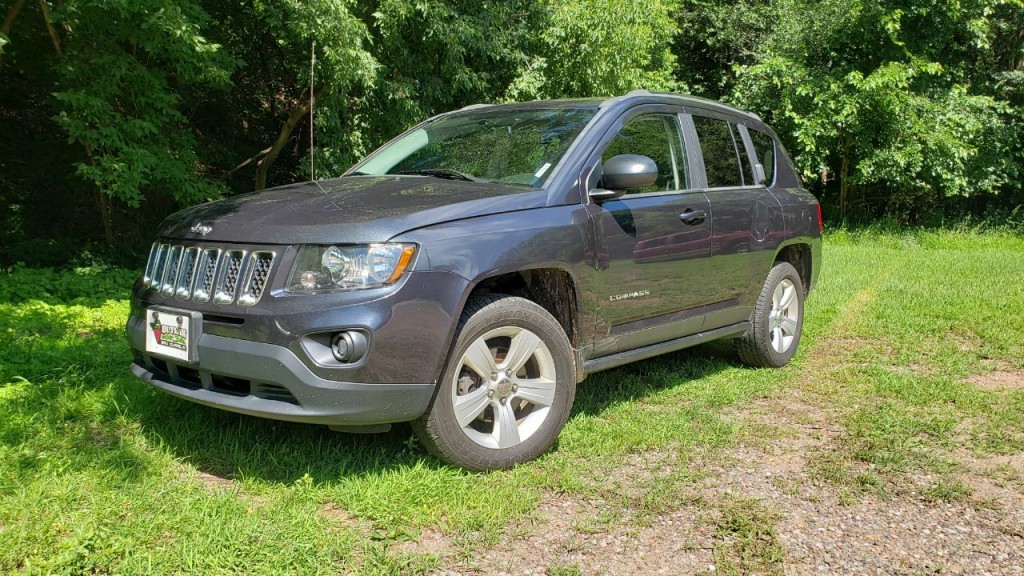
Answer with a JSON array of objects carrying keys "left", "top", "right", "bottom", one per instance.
[{"left": 144, "top": 306, "right": 203, "bottom": 364}]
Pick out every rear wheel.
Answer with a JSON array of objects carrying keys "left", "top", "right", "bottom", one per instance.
[
  {"left": 737, "top": 261, "right": 804, "bottom": 368},
  {"left": 412, "top": 294, "right": 576, "bottom": 471}
]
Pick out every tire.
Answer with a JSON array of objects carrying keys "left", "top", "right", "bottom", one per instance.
[
  {"left": 412, "top": 294, "right": 576, "bottom": 471},
  {"left": 737, "top": 261, "right": 805, "bottom": 368}
]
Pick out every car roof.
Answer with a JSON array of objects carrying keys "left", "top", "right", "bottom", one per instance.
[{"left": 450, "top": 90, "right": 761, "bottom": 123}]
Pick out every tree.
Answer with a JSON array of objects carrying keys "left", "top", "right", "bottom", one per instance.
[
  {"left": 731, "top": 0, "right": 1019, "bottom": 222},
  {"left": 49, "top": 0, "right": 236, "bottom": 244},
  {"left": 197, "top": 0, "right": 376, "bottom": 190},
  {"left": 506, "top": 0, "right": 681, "bottom": 100},
  {"left": 671, "top": 0, "right": 771, "bottom": 99},
  {"left": 314, "top": 0, "right": 539, "bottom": 177}
]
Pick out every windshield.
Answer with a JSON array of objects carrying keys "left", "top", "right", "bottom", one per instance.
[{"left": 354, "top": 107, "right": 597, "bottom": 187}]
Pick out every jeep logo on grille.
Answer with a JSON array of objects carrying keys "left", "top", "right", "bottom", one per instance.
[{"left": 190, "top": 222, "right": 213, "bottom": 236}]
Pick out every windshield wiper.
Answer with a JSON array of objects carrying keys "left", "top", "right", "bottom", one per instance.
[{"left": 396, "top": 168, "right": 484, "bottom": 183}]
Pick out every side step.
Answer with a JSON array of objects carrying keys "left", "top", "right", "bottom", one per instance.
[{"left": 582, "top": 322, "right": 749, "bottom": 374}]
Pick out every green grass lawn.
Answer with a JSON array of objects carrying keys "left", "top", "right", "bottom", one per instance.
[{"left": 2, "top": 229, "right": 1023, "bottom": 574}]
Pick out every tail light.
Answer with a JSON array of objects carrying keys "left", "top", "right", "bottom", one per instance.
[{"left": 816, "top": 204, "right": 824, "bottom": 235}]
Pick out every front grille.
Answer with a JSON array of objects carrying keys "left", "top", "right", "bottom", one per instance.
[{"left": 144, "top": 242, "right": 276, "bottom": 306}]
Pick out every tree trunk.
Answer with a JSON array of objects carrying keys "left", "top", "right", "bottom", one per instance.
[
  {"left": 225, "top": 146, "right": 271, "bottom": 179},
  {"left": 79, "top": 143, "right": 114, "bottom": 247},
  {"left": 839, "top": 135, "right": 851, "bottom": 222},
  {"left": 37, "top": 0, "right": 61, "bottom": 57},
  {"left": 97, "top": 191, "right": 114, "bottom": 248},
  {"left": 254, "top": 88, "right": 327, "bottom": 190},
  {"left": 0, "top": 0, "right": 28, "bottom": 72}
]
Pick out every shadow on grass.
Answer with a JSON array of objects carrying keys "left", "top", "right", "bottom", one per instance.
[
  {"left": 1, "top": 295, "right": 744, "bottom": 488},
  {"left": 117, "top": 348, "right": 740, "bottom": 487}
]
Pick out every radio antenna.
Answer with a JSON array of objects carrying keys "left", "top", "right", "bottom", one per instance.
[{"left": 309, "top": 40, "right": 316, "bottom": 181}]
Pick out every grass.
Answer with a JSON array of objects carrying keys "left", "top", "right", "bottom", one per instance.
[{"left": 1, "top": 229, "right": 1023, "bottom": 574}]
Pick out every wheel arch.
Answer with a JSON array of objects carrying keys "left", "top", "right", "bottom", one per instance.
[
  {"left": 773, "top": 242, "right": 813, "bottom": 295},
  {"left": 452, "top": 266, "right": 584, "bottom": 382}
]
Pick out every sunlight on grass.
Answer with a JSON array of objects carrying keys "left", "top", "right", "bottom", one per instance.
[{"left": 2, "top": 230, "right": 1023, "bottom": 572}]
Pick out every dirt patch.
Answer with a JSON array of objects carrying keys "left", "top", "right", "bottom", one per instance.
[
  {"left": 319, "top": 502, "right": 371, "bottom": 532},
  {"left": 442, "top": 491, "right": 715, "bottom": 575},
  {"left": 698, "top": 443, "right": 1024, "bottom": 576},
  {"left": 969, "top": 370, "right": 1024, "bottom": 391},
  {"left": 195, "top": 470, "right": 235, "bottom": 491},
  {"left": 948, "top": 329, "right": 983, "bottom": 353},
  {"left": 392, "top": 526, "right": 451, "bottom": 557}
]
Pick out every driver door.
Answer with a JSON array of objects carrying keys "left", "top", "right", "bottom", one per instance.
[{"left": 589, "top": 111, "right": 713, "bottom": 356}]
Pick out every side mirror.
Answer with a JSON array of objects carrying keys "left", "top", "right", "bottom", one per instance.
[
  {"left": 603, "top": 154, "right": 658, "bottom": 190},
  {"left": 589, "top": 154, "right": 658, "bottom": 202}
]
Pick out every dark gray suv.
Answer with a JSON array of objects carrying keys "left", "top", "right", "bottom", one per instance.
[{"left": 127, "top": 90, "right": 822, "bottom": 470}]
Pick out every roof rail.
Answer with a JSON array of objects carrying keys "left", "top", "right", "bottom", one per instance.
[
  {"left": 598, "top": 89, "right": 653, "bottom": 109},
  {"left": 600, "top": 90, "right": 762, "bottom": 121},
  {"left": 458, "top": 103, "right": 494, "bottom": 112}
]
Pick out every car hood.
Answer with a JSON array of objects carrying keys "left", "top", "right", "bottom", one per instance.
[{"left": 160, "top": 175, "right": 548, "bottom": 244}]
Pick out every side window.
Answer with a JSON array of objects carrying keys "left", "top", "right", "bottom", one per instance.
[
  {"left": 747, "top": 129, "right": 776, "bottom": 186},
  {"left": 693, "top": 116, "right": 747, "bottom": 188},
  {"left": 602, "top": 114, "right": 689, "bottom": 194}
]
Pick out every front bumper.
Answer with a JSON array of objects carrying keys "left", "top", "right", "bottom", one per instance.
[
  {"left": 128, "top": 321, "right": 435, "bottom": 425},
  {"left": 127, "top": 262, "right": 470, "bottom": 425}
]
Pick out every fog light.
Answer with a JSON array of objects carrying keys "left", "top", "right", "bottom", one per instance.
[
  {"left": 331, "top": 331, "right": 368, "bottom": 364},
  {"left": 332, "top": 335, "right": 349, "bottom": 360}
]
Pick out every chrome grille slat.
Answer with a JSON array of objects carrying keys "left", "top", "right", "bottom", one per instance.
[
  {"left": 143, "top": 244, "right": 159, "bottom": 288},
  {"left": 161, "top": 245, "right": 184, "bottom": 296},
  {"left": 214, "top": 250, "right": 245, "bottom": 305},
  {"left": 238, "top": 252, "right": 274, "bottom": 306},
  {"left": 141, "top": 242, "right": 275, "bottom": 306},
  {"left": 175, "top": 247, "right": 200, "bottom": 300},
  {"left": 193, "top": 248, "right": 220, "bottom": 303},
  {"left": 148, "top": 243, "right": 170, "bottom": 291}
]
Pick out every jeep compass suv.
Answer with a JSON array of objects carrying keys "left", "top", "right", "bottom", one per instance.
[{"left": 128, "top": 90, "right": 822, "bottom": 471}]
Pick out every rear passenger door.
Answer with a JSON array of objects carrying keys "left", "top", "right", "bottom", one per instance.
[{"left": 686, "top": 113, "right": 781, "bottom": 329}]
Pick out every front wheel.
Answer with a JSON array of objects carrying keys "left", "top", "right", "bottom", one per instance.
[
  {"left": 737, "top": 261, "right": 805, "bottom": 368},
  {"left": 412, "top": 294, "right": 576, "bottom": 471}
]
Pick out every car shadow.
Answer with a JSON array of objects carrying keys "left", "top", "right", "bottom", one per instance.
[
  {"left": 126, "top": 340, "right": 745, "bottom": 484},
  {"left": 569, "top": 339, "right": 741, "bottom": 418},
  {"left": 2, "top": 295, "right": 746, "bottom": 486}
]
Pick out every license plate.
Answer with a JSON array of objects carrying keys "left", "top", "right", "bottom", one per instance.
[{"left": 145, "top": 307, "right": 200, "bottom": 363}]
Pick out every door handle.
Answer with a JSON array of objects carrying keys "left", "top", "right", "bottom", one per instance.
[{"left": 679, "top": 209, "right": 707, "bottom": 225}]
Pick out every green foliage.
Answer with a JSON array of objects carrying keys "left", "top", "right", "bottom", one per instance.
[
  {"left": 506, "top": 0, "right": 681, "bottom": 100},
  {"left": 1, "top": 0, "right": 1024, "bottom": 265},
  {"left": 233, "top": 0, "right": 377, "bottom": 184},
  {"left": 51, "top": 0, "right": 235, "bottom": 207},
  {"left": 0, "top": 265, "right": 138, "bottom": 304},
  {"left": 306, "top": 0, "right": 536, "bottom": 177},
  {"left": 729, "top": 0, "right": 1023, "bottom": 222},
  {"left": 673, "top": 0, "right": 770, "bottom": 96}
]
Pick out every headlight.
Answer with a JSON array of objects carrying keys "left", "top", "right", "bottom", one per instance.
[{"left": 286, "top": 244, "right": 417, "bottom": 293}]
